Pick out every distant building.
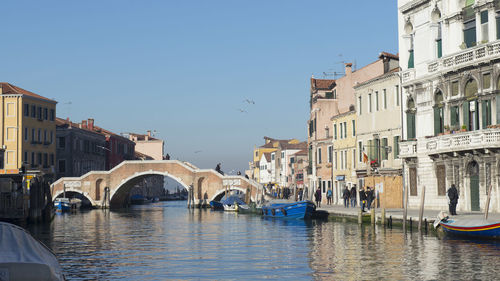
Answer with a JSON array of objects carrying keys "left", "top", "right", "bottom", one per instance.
[
  {"left": 258, "top": 153, "right": 272, "bottom": 184},
  {"left": 128, "top": 131, "right": 164, "bottom": 160},
  {"left": 0, "top": 83, "right": 57, "bottom": 179},
  {"left": 250, "top": 137, "right": 300, "bottom": 183},
  {"left": 55, "top": 118, "right": 106, "bottom": 179}
]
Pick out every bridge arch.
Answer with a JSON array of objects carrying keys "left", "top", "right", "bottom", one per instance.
[
  {"left": 211, "top": 186, "right": 252, "bottom": 202},
  {"left": 110, "top": 171, "right": 190, "bottom": 208},
  {"left": 53, "top": 188, "right": 97, "bottom": 206}
]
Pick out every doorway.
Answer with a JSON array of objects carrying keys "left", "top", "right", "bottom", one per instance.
[{"left": 468, "top": 161, "right": 480, "bottom": 211}]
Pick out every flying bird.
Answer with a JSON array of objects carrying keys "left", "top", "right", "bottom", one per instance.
[
  {"left": 237, "top": 108, "right": 248, "bottom": 113},
  {"left": 194, "top": 150, "right": 202, "bottom": 154},
  {"left": 244, "top": 99, "right": 255, "bottom": 104}
]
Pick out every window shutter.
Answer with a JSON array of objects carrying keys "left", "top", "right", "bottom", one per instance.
[
  {"left": 482, "top": 100, "right": 488, "bottom": 129},
  {"left": 407, "top": 112, "right": 415, "bottom": 139},
  {"left": 463, "top": 102, "right": 469, "bottom": 130},
  {"left": 382, "top": 138, "right": 388, "bottom": 160},
  {"left": 434, "top": 107, "right": 441, "bottom": 135}
]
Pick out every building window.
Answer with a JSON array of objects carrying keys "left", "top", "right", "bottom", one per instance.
[
  {"left": 6, "top": 127, "right": 16, "bottom": 141},
  {"left": 58, "top": 137, "right": 65, "bottom": 149},
  {"left": 31, "top": 128, "right": 35, "bottom": 142},
  {"left": 58, "top": 159, "right": 66, "bottom": 173},
  {"left": 352, "top": 149, "right": 356, "bottom": 169},
  {"left": 343, "top": 121, "right": 347, "bottom": 138},
  {"left": 375, "top": 91, "right": 379, "bottom": 111},
  {"left": 24, "top": 128, "right": 28, "bottom": 141},
  {"left": 24, "top": 151, "right": 28, "bottom": 163},
  {"left": 395, "top": 85, "right": 400, "bottom": 106},
  {"left": 352, "top": 120, "right": 356, "bottom": 136},
  {"left": 37, "top": 129, "right": 41, "bottom": 142},
  {"left": 317, "top": 148, "right": 322, "bottom": 164},
  {"left": 271, "top": 153, "right": 275, "bottom": 161},
  {"left": 44, "top": 130, "right": 47, "bottom": 143},
  {"left": 450, "top": 106, "right": 460, "bottom": 129},
  {"left": 410, "top": 167, "right": 417, "bottom": 196},
  {"left": 482, "top": 99, "right": 492, "bottom": 129},
  {"left": 43, "top": 108, "right": 48, "bottom": 120},
  {"left": 6, "top": 103, "right": 15, "bottom": 117},
  {"left": 326, "top": 91, "right": 333, "bottom": 99},
  {"left": 37, "top": 152, "right": 42, "bottom": 165},
  {"left": 381, "top": 138, "right": 388, "bottom": 160},
  {"left": 50, "top": 109, "right": 55, "bottom": 121},
  {"left": 50, "top": 154, "right": 54, "bottom": 166},
  {"left": 50, "top": 131, "right": 53, "bottom": 144},
  {"left": 481, "top": 10, "right": 489, "bottom": 42},
  {"left": 483, "top": 73, "right": 491, "bottom": 89},
  {"left": 37, "top": 107, "right": 42, "bottom": 120},
  {"left": 434, "top": 91, "right": 444, "bottom": 135},
  {"left": 437, "top": 23, "right": 442, "bottom": 58},
  {"left": 333, "top": 89, "right": 337, "bottom": 99},
  {"left": 369, "top": 93, "right": 372, "bottom": 112},
  {"left": 407, "top": 97, "right": 416, "bottom": 139},
  {"left": 24, "top": 104, "right": 29, "bottom": 117},
  {"left": 334, "top": 124, "right": 337, "bottom": 140},
  {"left": 328, "top": 146, "right": 332, "bottom": 163},
  {"left": 31, "top": 152, "right": 35, "bottom": 167},
  {"left": 437, "top": 165, "right": 446, "bottom": 196},
  {"left": 43, "top": 153, "right": 48, "bottom": 167},
  {"left": 339, "top": 123, "right": 343, "bottom": 139},
  {"left": 334, "top": 152, "right": 337, "bottom": 169},
  {"left": 463, "top": 5, "right": 476, "bottom": 48},
  {"left": 408, "top": 49, "right": 414, "bottom": 69},
  {"left": 358, "top": 141, "right": 363, "bottom": 162},
  {"left": 451, "top": 81, "right": 459, "bottom": 96},
  {"left": 31, "top": 105, "right": 36, "bottom": 118},
  {"left": 358, "top": 96, "right": 362, "bottom": 115},
  {"left": 383, "top": 89, "right": 387, "bottom": 109},
  {"left": 393, "top": 136, "right": 400, "bottom": 159}
]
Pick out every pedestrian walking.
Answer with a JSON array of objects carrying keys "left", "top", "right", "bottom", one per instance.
[
  {"left": 327, "top": 188, "right": 333, "bottom": 205},
  {"left": 298, "top": 188, "right": 303, "bottom": 201},
  {"left": 366, "top": 187, "right": 374, "bottom": 210},
  {"left": 343, "top": 186, "right": 350, "bottom": 208},
  {"left": 350, "top": 186, "right": 357, "bottom": 207},
  {"left": 447, "top": 183, "right": 459, "bottom": 215},
  {"left": 314, "top": 187, "right": 322, "bottom": 207},
  {"left": 359, "top": 187, "right": 366, "bottom": 212}
]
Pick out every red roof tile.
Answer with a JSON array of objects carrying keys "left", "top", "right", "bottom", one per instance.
[
  {"left": 0, "top": 82, "right": 56, "bottom": 102},
  {"left": 311, "top": 78, "right": 336, "bottom": 91}
]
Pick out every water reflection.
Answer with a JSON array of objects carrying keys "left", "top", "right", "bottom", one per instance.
[{"left": 25, "top": 201, "right": 500, "bottom": 280}]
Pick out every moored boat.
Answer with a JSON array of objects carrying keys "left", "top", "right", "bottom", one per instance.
[
  {"left": 209, "top": 200, "right": 224, "bottom": 210},
  {"left": 54, "top": 198, "right": 81, "bottom": 212},
  {"left": 438, "top": 215, "right": 500, "bottom": 239},
  {"left": 222, "top": 195, "right": 249, "bottom": 212},
  {"left": 0, "top": 222, "right": 65, "bottom": 280},
  {"left": 262, "top": 200, "right": 315, "bottom": 219}
]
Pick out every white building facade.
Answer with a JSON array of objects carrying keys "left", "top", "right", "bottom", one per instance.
[
  {"left": 259, "top": 153, "right": 272, "bottom": 184},
  {"left": 398, "top": 0, "right": 500, "bottom": 212}
]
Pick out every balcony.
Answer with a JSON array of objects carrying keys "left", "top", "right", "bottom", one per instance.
[
  {"left": 399, "top": 140, "right": 418, "bottom": 158},
  {"left": 428, "top": 40, "right": 500, "bottom": 74},
  {"left": 426, "top": 128, "right": 500, "bottom": 156}
]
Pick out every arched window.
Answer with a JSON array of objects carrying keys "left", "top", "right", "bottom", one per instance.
[
  {"left": 434, "top": 91, "right": 444, "bottom": 135},
  {"left": 432, "top": 7, "right": 443, "bottom": 58},
  {"left": 463, "top": 79, "right": 479, "bottom": 131},
  {"left": 406, "top": 97, "right": 416, "bottom": 139}
]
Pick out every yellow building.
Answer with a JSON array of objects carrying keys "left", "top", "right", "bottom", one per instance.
[
  {"left": 251, "top": 137, "right": 299, "bottom": 182},
  {"left": 0, "top": 83, "right": 57, "bottom": 178},
  {"left": 331, "top": 109, "right": 357, "bottom": 204}
]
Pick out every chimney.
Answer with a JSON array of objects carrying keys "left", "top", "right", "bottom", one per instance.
[
  {"left": 82, "top": 120, "right": 87, "bottom": 128},
  {"left": 345, "top": 63, "right": 353, "bottom": 76},
  {"left": 88, "top": 118, "right": 94, "bottom": 130}
]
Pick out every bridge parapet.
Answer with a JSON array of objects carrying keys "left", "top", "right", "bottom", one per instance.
[{"left": 51, "top": 160, "right": 262, "bottom": 208}]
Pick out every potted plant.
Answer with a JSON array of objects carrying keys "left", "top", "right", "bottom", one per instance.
[
  {"left": 444, "top": 125, "right": 451, "bottom": 134},
  {"left": 461, "top": 125, "right": 467, "bottom": 132}
]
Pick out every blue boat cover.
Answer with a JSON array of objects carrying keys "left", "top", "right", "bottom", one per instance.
[{"left": 222, "top": 195, "right": 246, "bottom": 206}]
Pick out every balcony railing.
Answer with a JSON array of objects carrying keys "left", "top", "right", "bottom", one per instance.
[
  {"left": 399, "top": 140, "right": 418, "bottom": 158},
  {"left": 426, "top": 129, "right": 500, "bottom": 155},
  {"left": 400, "top": 128, "right": 500, "bottom": 158},
  {"left": 428, "top": 40, "right": 500, "bottom": 74}
]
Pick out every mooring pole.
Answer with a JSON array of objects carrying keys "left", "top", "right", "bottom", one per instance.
[
  {"left": 418, "top": 185, "right": 426, "bottom": 232},
  {"left": 485, "top": 184, "right": 493, "bottom": 220},
  {"left": 381, "top": 208, "right": 386, "bottom": 227}
]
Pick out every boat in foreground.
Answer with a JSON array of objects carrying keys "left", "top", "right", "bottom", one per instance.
[
  {"left": 262, "top": 200, "right": 315, "bottom": 219},
  {"left": 0, "top": 222, "right": 65, "bottom": 280},
  {"left": 438, "top": 214, "right": 500, "bottom": 239}
]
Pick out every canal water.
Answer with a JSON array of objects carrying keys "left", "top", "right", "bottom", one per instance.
[{"left": 26, "top": 201, "right": 500, "bottom": 280}]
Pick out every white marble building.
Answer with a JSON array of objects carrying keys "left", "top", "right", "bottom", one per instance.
[{"left": 398, "top": 0, "right": 500, "bottom": 212}]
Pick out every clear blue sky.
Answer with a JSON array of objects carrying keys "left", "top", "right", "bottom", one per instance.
[{"left": 1, "top": 1, "right": 398, "bottom": 174}]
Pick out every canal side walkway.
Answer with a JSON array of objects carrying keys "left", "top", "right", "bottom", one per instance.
[{"left": 316, "top": 204, "right": 500, "bottom": 229}]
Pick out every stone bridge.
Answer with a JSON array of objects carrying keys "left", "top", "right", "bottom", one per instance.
[{"left": 50, "top": 160, "right": 262, "bottom": 208}]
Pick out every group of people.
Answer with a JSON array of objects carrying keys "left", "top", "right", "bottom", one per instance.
[
  {"left": 342, "top": 186, "right": 358, "bottom": 208},
  {"left": 358, "top": 187, "right": 375, "bottom": 212}
]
